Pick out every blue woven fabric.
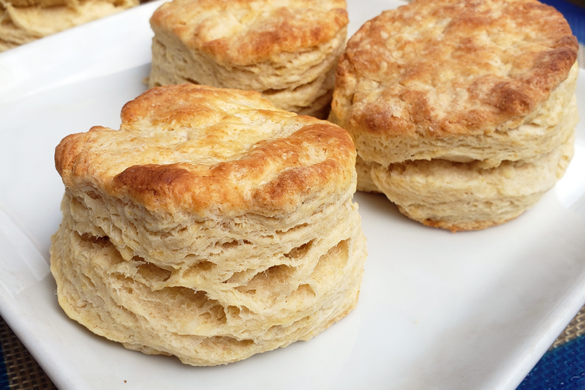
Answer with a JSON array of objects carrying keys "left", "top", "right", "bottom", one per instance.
[
  {"left": 539, "top": 0, "right": 585, "bottom": 43},
  {"left": 517, "top": 335, "right": 585, "bottom": 390},
  {"left": 0, "top": 338, "right": 8, "bottom": 390}
]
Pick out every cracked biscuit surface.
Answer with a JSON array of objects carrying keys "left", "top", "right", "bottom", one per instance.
[
  {"left": 329, "top": 0, "right": 579, "bottom": 231},
  {"left": 148, "top": 0, "right": 348, "bottom": 118},
  {"left": 51, "top": 84, "right": 367, "bottom": 366}
]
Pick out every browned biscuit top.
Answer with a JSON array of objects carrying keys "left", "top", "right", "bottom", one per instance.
[
  {"left": 333, "top": 0, "right": 578, "bottom": 137},
  {"left": 55, "top": 84, "right": 356, "bottom": 216},
  {"left": 150, "top": 0, "right": 348, "bottom": 65}
]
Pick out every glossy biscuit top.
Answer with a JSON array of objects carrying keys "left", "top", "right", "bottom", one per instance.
[
  {"left": 150, "top": 0, "right": 348, "bottom": 65},
  {"left": 332, "top": 0, "right": 578, "bottom": 137},
  {"left": 55, "top": 84, "right": 356, "bottom": 216}
]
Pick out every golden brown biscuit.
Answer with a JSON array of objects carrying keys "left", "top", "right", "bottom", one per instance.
[
  {"left": 0, "top": 0, "right": 137, "bottom": 52},
  {"left": 329, "top": 0, "right": 579, "bottom": 231},
  {"left": 148, "top": 0, "right": 348, "bottom": 118},
  {"left": 51, "top": 84, "right": 367, "bottom": 366}
]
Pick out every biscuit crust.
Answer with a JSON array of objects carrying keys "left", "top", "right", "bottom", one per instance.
[
  {"left": 331, "top": 0, "right": 578, "bottom": 160},
  {"left": 150, "top": 0, "right": 348, "bottom": 65},
  {"left": 56, "top": 84, "right": 356, "bottom": 217}
]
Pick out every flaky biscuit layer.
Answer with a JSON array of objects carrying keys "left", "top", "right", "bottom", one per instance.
[
  {"left": 51, "top": 194, "right": 366, "bottom": 365},
  {"left": 363, "top": 136, "right": 574, "bottom": 231}
]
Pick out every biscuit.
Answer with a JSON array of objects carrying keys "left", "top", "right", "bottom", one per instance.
[
  {"left": 0, "top": 0, "right": 137, "bottom": 52},
  {"left": 148, "top": 0, "right": 348, "bottom": 118},
  {"left": 329, "top": 0, "right": 579, "bottom": 231},
  {"left": 51, "top": 84, "right": 367, "bottom": 366}
]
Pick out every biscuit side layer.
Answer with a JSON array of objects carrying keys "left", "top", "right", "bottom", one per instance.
[
  {"left": 365, "top": 135, "right": 574, "bottom": 231},
  {"left": 50, "top": 190, "right": 367, "bottom": 366}
]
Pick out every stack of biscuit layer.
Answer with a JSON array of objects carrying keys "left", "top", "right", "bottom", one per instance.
[
  {"left": 50, "top": 84, "right": 367, "bottom": 366},
  {"left": 329, "top": 0, "right": 579, "bottom": 231},
  {"left": 148, "top": 0, "right": 348, "bottom": 119},
  {"left": 0, "top": 0, "right": 137, "bottom": 52}
]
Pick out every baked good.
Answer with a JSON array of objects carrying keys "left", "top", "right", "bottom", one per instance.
[
  {"left": 50, "top": 84, "right": 367, "bottom": 366},
  {"left": 148, "top": 0, "right": 348, "bottom": 118},
  {"left": 329, "top": 0, "right": 579, "bottom": 231},
  {"left": 0, "top": 0, "right": 138, "bottom": 52}
]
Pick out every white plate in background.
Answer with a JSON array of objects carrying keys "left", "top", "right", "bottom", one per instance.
[{"left": 1, "top": 1, "right": 585, "bottom": 389}]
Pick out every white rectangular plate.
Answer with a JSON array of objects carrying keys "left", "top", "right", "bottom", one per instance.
[{"left": 1, "top": 1, "right": 585, "bottom": 389}]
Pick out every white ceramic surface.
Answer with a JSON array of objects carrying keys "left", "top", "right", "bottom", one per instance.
[{"left": 1, "top": 1, "right": 585, "bottom": 389}]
